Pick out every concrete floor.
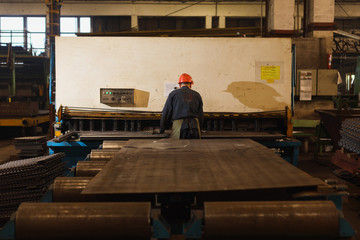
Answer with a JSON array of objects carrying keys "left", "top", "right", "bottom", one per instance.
[{"left": 0, "top": 139, "right": 359, "bottom": 238}]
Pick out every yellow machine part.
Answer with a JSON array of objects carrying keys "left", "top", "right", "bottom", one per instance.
[{"left": 0, "top": 115, "right": 49, "bottom": 127}]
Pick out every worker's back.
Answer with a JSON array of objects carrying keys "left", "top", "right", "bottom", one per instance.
[{"left": 169, "top": 86, "right": 203, "bottom": 121}]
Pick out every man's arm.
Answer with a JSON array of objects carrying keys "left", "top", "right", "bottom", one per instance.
[
  {"left": 160, "top": 94, "right": 173, "bottom": 133},
  {"left": 198, "top": 94, "right": 204, "bottom": 129}
]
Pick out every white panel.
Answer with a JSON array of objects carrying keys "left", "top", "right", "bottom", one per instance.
[
  {"left": 270, "top": 0, "right": 295, "bottom": 31},
  {"left": 217, "top": 3, "right": 264, "bottom": 17},
  {"left": 219, "top": 16, "right": 226, "bottom": 28},
  {"left": 55, "top": 37, "right": 292, "bottom": 113},
  {"left": 205, "top": 16, "right": 212, "bottom": 29},
  {"left": 131, "top": 15, "right": 138, "bottom": 30},
  {"left": 312, "top": 0, "right": 334, "bottom": 23}
]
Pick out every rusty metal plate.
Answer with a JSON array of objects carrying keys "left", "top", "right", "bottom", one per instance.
[
  {"left": 102, "top": 140, "right": 128, "bottom": 149},
  {"left": 125, "top": 139, "right": 190, "bottom": 149},
  {"left": 83, "top": 139, "right": 321, "bottom": 194},
  {"left": 90, "top": 149, "right": 119, "bottom": 161}
]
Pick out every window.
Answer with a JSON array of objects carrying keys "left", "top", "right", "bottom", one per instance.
[
  {"left": 0, "top": 17, "right": 24, "bottom": 47},
  {"left": 60, "top": 17, "right": 91, "bottom": 36},
  {"left": 0, "top": 16, "right": 91, "bottom": 55},
  {"left": 80, "top": 17, "right": 91, "bottom": 33},
  {"left": 60, "top": 17, "right": 77, "bottom": 37},
  {"left": 0, "top": 16, "right": 46, "bottom": 55},
  {"left": 346, "top": 73, "right": 355, "bottom": 93},
  {"left": 27, "top": 17, "right": 46, "bottom": 55}
]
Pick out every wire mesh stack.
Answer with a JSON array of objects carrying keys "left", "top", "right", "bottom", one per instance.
[
  {"left": 339, "top": 118, "right": 360, "bottom": 154},
  {"left": 13, "top": 136, "right": 48, "bottom": 158},
  {"left": 0, "top": 153, "right": 65, "bottom": 227}
]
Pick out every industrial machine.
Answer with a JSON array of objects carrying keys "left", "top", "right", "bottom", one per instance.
[
  {"left": 0, "top": 43, "right": 49, "bottom": 135},
  {"left": 49, "top": 36, "right": 297, "bottom": 163},
  {"left": 2, "top": 36, "right": 354, "bottom": 239},
  {"left": 0, "top": 139, "right": 356, "bottom": 239}
]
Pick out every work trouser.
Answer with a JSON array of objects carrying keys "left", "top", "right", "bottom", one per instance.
[{"left": 171, "top": 118, "right": 201, "bottom": 139}]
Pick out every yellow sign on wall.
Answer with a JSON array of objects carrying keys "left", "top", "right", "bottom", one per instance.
[{"left": 261, "top": 66, "right": 280, "bottom": 83}]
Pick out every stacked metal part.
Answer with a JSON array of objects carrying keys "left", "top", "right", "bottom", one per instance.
[
  {"left": 0, "top": 153, "right": 65, "bottom": 227},
  {"left": 339, "top": 118, "right": 360, "bottom": 154},
  {"left": 13, "top": 136, "right": 48, "bottom": 158}
]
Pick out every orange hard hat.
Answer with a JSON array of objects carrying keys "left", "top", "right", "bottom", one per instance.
[{"left": 178, "top": 73, "right": 194, "bottom": 84}]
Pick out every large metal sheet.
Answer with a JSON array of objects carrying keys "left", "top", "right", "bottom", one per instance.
[{"left": 83, "top": 139, "right": 321, "bottom": 194}]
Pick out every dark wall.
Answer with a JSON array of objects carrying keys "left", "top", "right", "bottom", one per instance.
[
  {"left": 226, "top": 17, "right": 264, "bottom": 28},
  {"left": 292, "top": 38, "right": 328, "bottom": 69},
  {"left": 138, "top": 17, "right": 205, "bottom": 31},
  {"left": 92, "top": 16, "right": 131, "bottom": 32}
]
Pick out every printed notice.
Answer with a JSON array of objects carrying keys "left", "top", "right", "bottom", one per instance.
[
  {"left": 255, "top": 61, "right": 284, "bottom": 84},
  {"left": 261, "top": 66, "right": 281, "bottom": 83},
  {"left": 164, "top": 82, "right": 178, "bottom": 97},
  {"left": 299, "top": 71, "right": 312, "bottom": 101}
]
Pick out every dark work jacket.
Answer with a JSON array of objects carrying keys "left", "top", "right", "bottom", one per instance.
[{"left": 160, "top": 86, "right": 204, "bottom": 133}]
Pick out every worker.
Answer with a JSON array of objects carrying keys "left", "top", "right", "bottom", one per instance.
[{"left": 160, "top": 73, "right": 204, "bottom": 139}]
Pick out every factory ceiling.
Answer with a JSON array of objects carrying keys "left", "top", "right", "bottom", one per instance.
[{"left": 0, "top": 0, "right": 359, "bottom": 2}]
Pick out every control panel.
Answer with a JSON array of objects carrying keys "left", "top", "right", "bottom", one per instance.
[{"left": 100, "top": 88, "right": 135, "bottom": 105}]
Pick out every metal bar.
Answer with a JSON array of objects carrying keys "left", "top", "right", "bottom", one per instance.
[
  {"left": 102, "top": 140, "right": 127, "bottom": 149},
  {"left": 90, "top": 149, "right": 118, "bottom": 161},
  {"left": 291, "top": 44, "right": 296, "bottom": 116},
  {"left": 231, "top": 120, "right": 237, "bottom": 131},
  {"left": 124, "top": 120, "right": 129, "bottom": 131},
  {"left": 207, "top": 120, "right": 211, "bottom": 131},
  {"left": 137, "top": 120, "right": 141, "bottom": 132},
  {"left": 219, "top": 120, "right": 224, "bottom": 131},
  {"left": 131, "top": 120, "right": 135, "bottom": 132},
  {"left": 213, "top": 120, "right": 218, "bottom": 131},
  {"left": 52, "top": 176, "right": 155, "bottom": 203},
  {"left": 101, "top": 119, "right": 105, "bottom": 132},
  {"left": 204, "top": 201, "right": 339, "bottom": 240},
  {"left": 73, "top": 120, "right": 78, "bottom": 131},
  {"left": 334, "top": 30, "right": 360, "bottom": 40},
  {"left": 16, "top": 202, "right": 151, "bottom": 240},
  {"left": 255, "top": 119, "right": 259, "bottom": 132},
  {"left": 10, "top": 56, "right": 15, "bottom": 97},
  {"left": 53, "top": 177, "right": 92, "bottom": 202},
  {"left": 79, "top": 120, "right": 84, "bottom": 131},
  {"left": 113, "top": 119, "right": 118, "bottom": 131},
  {"left": 89, "top": 119, "right": 94, "bottom": 131},
  {"left": 62, "top": 107, "right": 285, "bottom": 120},
  {"left": 75, "top": 161, "right": 108, "bottom": 177}
]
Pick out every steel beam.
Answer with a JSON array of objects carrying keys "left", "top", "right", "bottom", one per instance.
[
  {"left": 16, "top": 202, "right": 151, "bottom": 240},
  {"left": 204, "top": 201, "right": 339, "bottom": 240}
]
